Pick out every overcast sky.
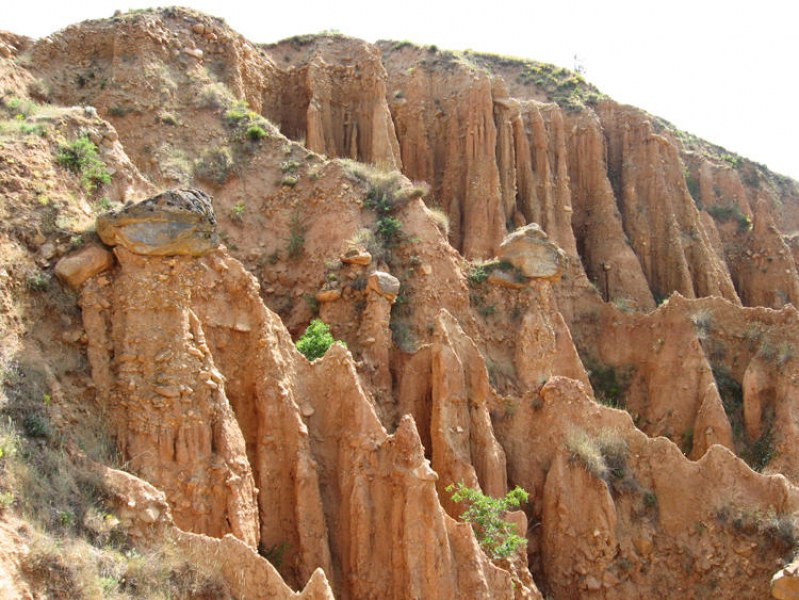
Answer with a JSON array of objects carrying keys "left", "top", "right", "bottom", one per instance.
[{"left": 4, "top": 1, "right": 797, "bottom": 180}]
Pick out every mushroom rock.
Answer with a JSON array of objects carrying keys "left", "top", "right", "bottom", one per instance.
[
  {"left": 97, "top": 188, "right": 219, "bottom": 256},
  {"left": 497, "top": 223, "right": 567, "bottom": 281}
]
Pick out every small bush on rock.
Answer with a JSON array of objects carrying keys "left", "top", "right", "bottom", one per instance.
[
  {"left": 467, "top": 261, "right": 497, "bottom": 286},
  {"left": 245, "top": 124, "right": 267, "bottom": 141},
  {"left": 296, "top": 319, "right": 345, "bottom": 361},
  {"left": 446, "top": 482, "right": 528, "bottom": 560}
]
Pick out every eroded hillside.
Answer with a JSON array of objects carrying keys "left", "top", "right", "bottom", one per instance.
[{"left": 2, "top": 7, "right": 799, "bottom": 599}]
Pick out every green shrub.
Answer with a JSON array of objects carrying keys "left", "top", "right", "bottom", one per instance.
[
  {"left": 259, "top": 542, "right": 288, "bottom": 569},
  {"left": 376, "top": 216, "right": 403, "bottom": 246},
  {"left": 690, "top": 308, "right": 713, "bottom": 340},
  {"left": 720, "top": 153, "right": 742, "bottom": 169},
  {"left": 341, "top": 159, "right": 426, "bottom": 215},
  {"left": 3, "top": 96, "right": 39, "bottom": 119},
  {"left": 760, "top": 340, "right": 794, "bottom": 366},
  {"left": 467, "top": 261, "right": 495, "bottom": 286},
  {"left": 158, "top": 111, "right": 179, "bottom": 126},
  {"left": 245, "top": 124, "right": 267, "bottom": 141},
  {"left": 23, "top": 413, "right": 50, "bottom": 439},
  {"left": 26, "top": 272, "right": 50, "bottom": 292},
  {"left": 338, "top": 159, "right": 427, "bottom": 263},
  {"left": 710, "top": 364, "right": 775, "bottom": 471},
  {"left": 20, "top": 122, "right": 46, "bottom": 136},
  {"left": 56, "top": 135, "right": 111, "bottom": 192},
  {"left": 389, "top": 319, "right": 415, "bottom": 352},
  {"left": 684, "top": 167, "right": 701, "bottom": 205},
  {"left": 712, "top": 365, "right": 742, "bottom": 422},
  {"left": 296, "top": 319, "right": 345, "bottom": 361},
  {"left": 718, "top": 507, "right": 798, "bottom": 553},
  {"left": 95, "top": 197, "right": 113, "bottom": 213},
  {"left": 446, "top": 482, "right": 528, "bottom": 560},
  {"left": 587, "top": 362, "right": 632, "bottom": 409},
  {"left": 224, "top": 100, "right": 252, "bottom": 126},
  {"left": 224, "top": 100, "right": 274, "bottom": 144},
  {"left": 744, "top": 423, "right": 775, "bottom": 472},
  {"left": 281, "top": 160, "right": 300, "bottom": 173},
  {"left": 681, "top": 428, "right": 694, "bottom": 455},
  {"left": 478, "top": 304, "right": 496, "bottom": 318},
  {"left": 0, "top": 490, "right": 14, "bottom": 508},
  {"left": 196, "top": 82, "right": 233, "bottom": 110}
]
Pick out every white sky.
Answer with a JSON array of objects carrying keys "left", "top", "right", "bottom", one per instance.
[{"left": 3, "top": 1, "right": 798, "bottom": 180}]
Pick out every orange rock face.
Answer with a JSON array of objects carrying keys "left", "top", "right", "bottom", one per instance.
[
  {"left": 267, "top": 36, "right": 402, "bottom": 170},
  {"left": 596, "top": 102, "right": 740, "bottom": 304},
  {"left": 81, "top": 248, "right": 260, "bottom": 547},
  {"left": 81, "top": 232, "right": 541, "bottom": 596},
  {"left": 379, "top": 47, "right": 507, "bottom": 258},
  {"left": 501, "top": 377, "right": 799, "bottom": 598},
  {"left": 8, "top": 7, "right": 799, "bottom": 600}
]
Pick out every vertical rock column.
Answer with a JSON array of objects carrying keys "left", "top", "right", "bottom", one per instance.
[
  {"left": 82, "top": 248, "right": 259, "bottom": 546},
  {"left": 564, "top": 108, "right": 655, "bottom": 309},
  {"left": 84, "top": 189, "right": 260, "bottom": 546},
  {"left": 277, "top": 38, "right": 402, "bottom": 169},
  {"left": 597, "top": 101, "right": 739, "bottom": 303},
  {"left": 185, "top": 250, "right": 334, "bottom": 589},
  {"left": 357, "top": 271, "right": 400, "bottom": 423},
  {"left": 431, "top": 310, "right": 509, "bottom": 517},
  {"left": 384, "top": 58, "right": 505, "bottom": 257},
  {"left": 302, "top": 344, "right": 536, "bottom": 599}
]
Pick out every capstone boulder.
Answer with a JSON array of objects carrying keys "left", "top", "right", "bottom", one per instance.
[{"left": 97, "top": 188, "right": 219, "bottom": 256}]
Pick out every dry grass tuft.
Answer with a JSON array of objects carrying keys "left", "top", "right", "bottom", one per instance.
[{"left": 566, "top": 427, "right": 628, "bottom": 480}]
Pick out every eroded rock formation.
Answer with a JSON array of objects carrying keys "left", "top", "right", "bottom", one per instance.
[
  {"left": 5, "top": 7, "right": 799, "bottom": 599},
  {"left": 78, "top": 190, "right": 543, "bottom": 598},
  {"left": 81, "top": 247, "right": 260, "bottom": 547}
]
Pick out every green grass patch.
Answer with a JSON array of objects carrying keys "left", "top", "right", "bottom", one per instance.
[{"left": 56, "top": 135, "right": 111, "bottom": 192}]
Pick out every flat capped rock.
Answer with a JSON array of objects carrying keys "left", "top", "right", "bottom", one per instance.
[
  {"left": 97, "top": 189, "right": 219, "bottom": 256},
  {"left": 368, "top": 271, "right": 400, "bottom": 301},
  {"left": 341, "top": 248, "right": 372, "bottom": 266},
  {"left": 497, "top": 223, "right": 566, "bottom": 281}
]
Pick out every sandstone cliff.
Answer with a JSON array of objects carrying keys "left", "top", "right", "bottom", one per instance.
[{"left": 2, "top": 7, "right": 799, "bottom": 599}]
